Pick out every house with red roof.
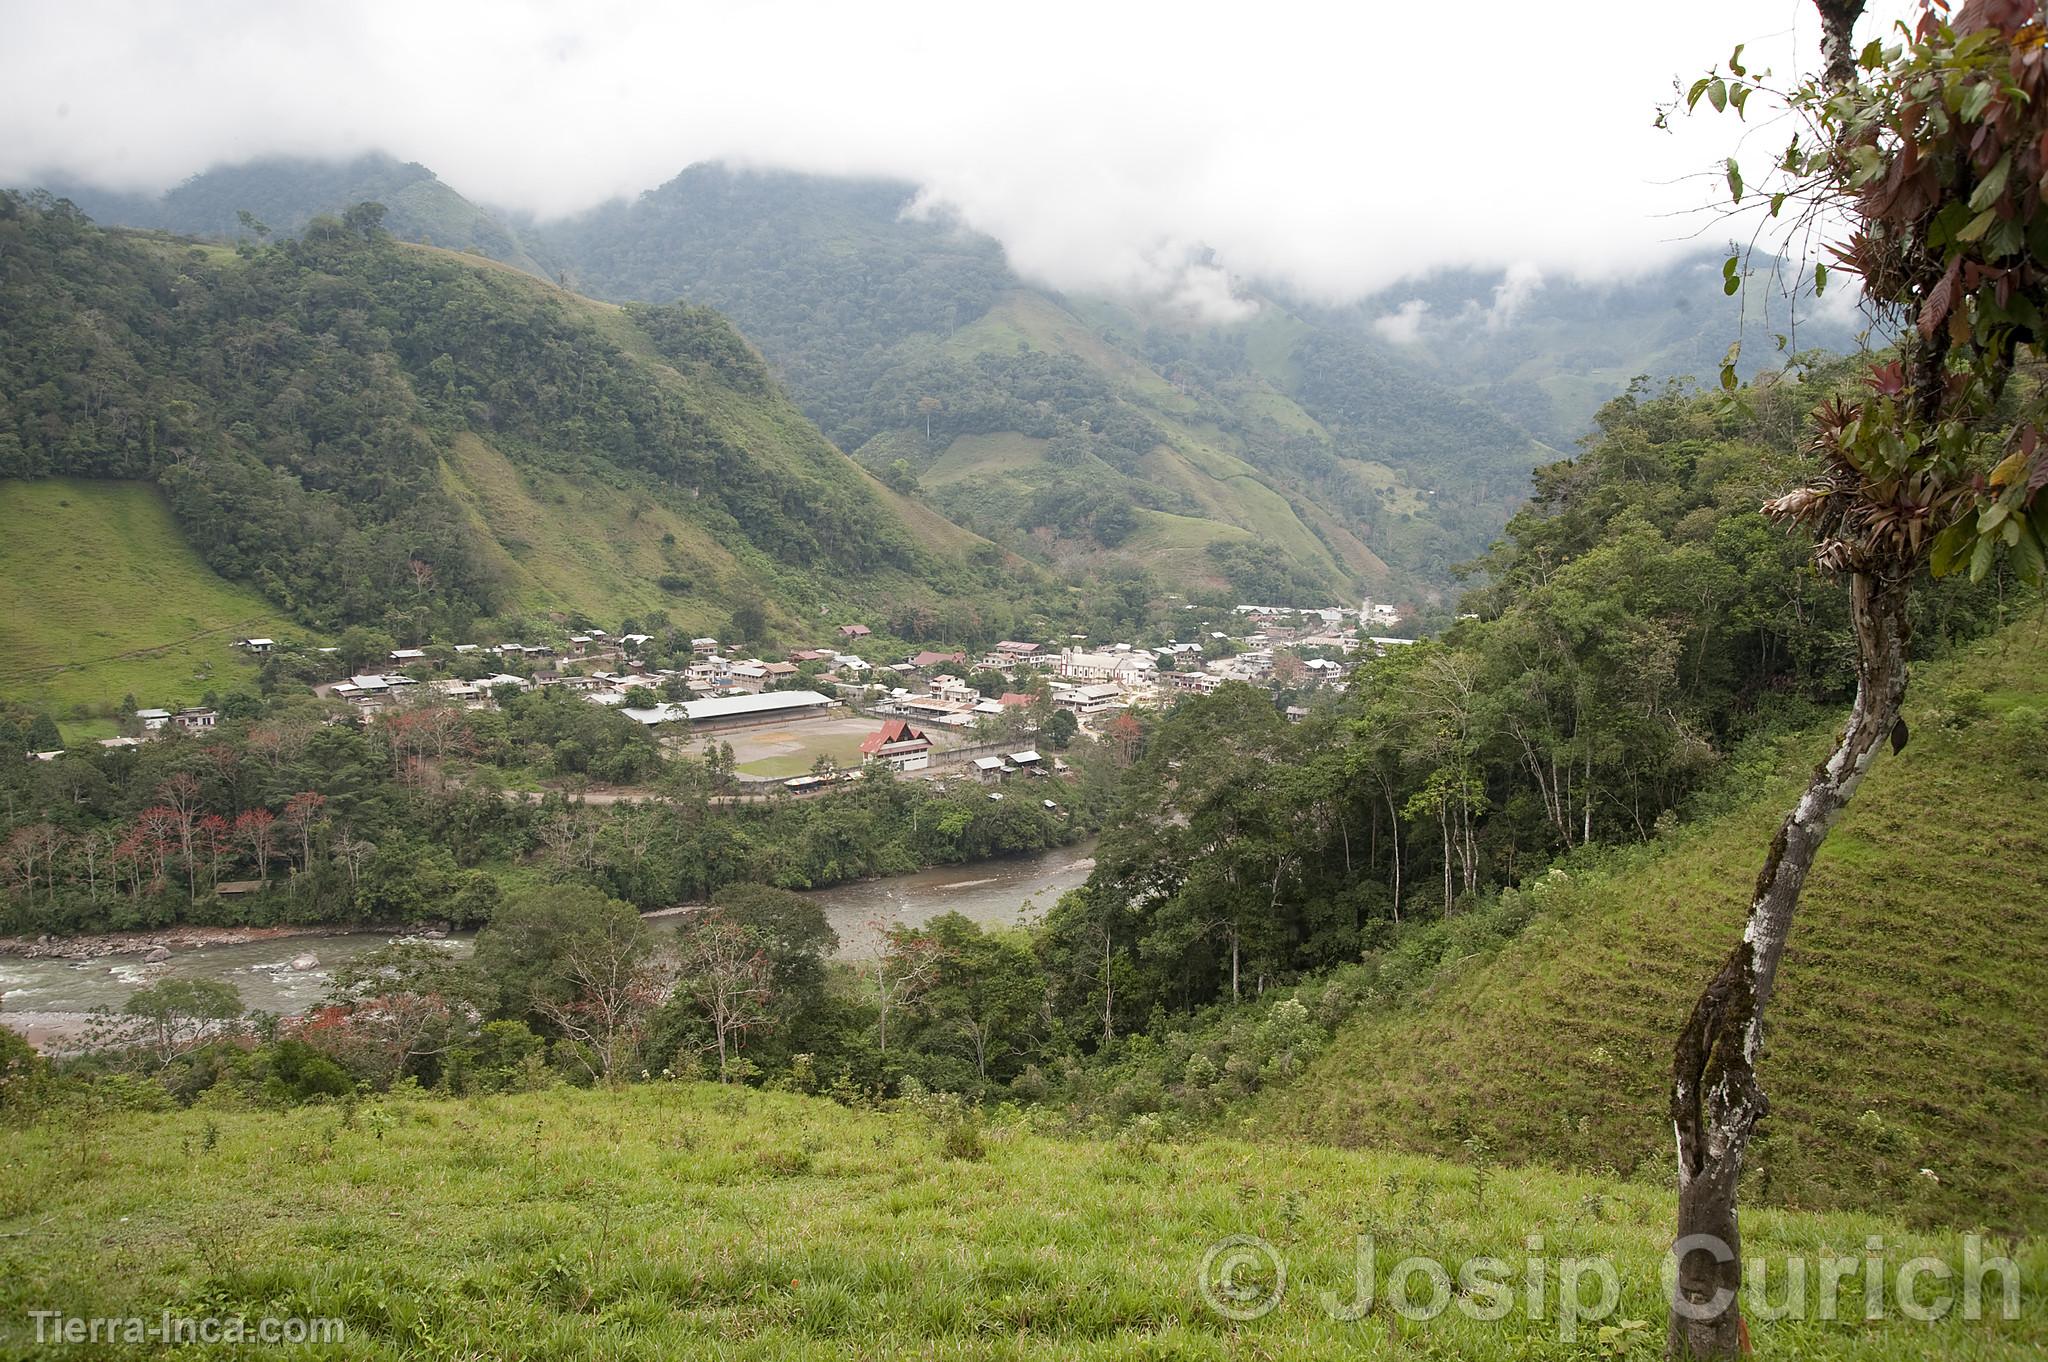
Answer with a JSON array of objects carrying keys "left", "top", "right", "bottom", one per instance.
[{"left": 859, "top": 719, "right": 933, "bottom": 772}]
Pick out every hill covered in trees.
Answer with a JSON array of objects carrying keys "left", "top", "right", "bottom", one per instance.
[
  {"left": 0, "top": 190, "right": 1022, "bottom": 654},
  {"left": 535, "top": 165, "right": 1541, "bottom": 596},
  {"left": 22, "top": 155, "right": 1860, "bottom": 600},
  {"left": 33, "top": 153, "right": 557, "bottom": 279}
]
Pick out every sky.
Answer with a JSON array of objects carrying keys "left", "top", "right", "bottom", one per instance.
[{"left": 0, "top": 0, "right": 1914, "bottom": 312}]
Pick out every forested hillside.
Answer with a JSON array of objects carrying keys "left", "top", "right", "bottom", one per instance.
[
  {"left": 21, "top": 156, "right": 1869, "bottom": 600},
  {"left": 534, "top": 166, "right": 1530, "bottom": 595},
  {"left": 0, "top": 190, "right": 1016, "bottom": 648},
  {"left": 34, "top": 153, "right": 555, "bottom": 279},
  {"left": 1011, "top": 368, "right": 2040, "bottom": 1226},
  {"left": 1037, "top": 369, "right": 2013, "bottom": 1030}
]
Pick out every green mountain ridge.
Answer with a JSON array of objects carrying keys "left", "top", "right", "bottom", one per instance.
[
  {"left": 24, "top": 155, "right": 1847, "bottom": 601},
  {"left": 0, "top": 191, "right": 1019, "bottom": 674},
  {"left": 32, "top": 152, "right": 557, "bottom": 279},
  {"left": 534, "top": 164, "right": 1539, "bottom": 597},
  {"left": 23, "top": 154, "right": 1867, "bottom": 602}
]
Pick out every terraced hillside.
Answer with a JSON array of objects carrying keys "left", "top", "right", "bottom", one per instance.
[{"left": 1263, "top": 612, "right": 2048, "bottom": 1231}]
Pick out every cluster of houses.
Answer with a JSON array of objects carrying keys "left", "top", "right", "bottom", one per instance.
[{"left": 93, "top": 601, "right": 1414, "bottom": 762}]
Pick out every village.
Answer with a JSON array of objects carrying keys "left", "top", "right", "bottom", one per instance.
[{"left": 59, "top": 598, "right": 1420, "bottom": 792}]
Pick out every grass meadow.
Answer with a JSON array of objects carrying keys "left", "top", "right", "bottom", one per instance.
[
  {"left": 0, "top": 479, "right": 297, "bottom": 732},
  {"left": 0, "top": 1082, "right": 2040, "bottom": 1359}
]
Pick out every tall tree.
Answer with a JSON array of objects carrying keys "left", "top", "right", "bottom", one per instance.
[
  {"left": 1667, "top": 3, "right": 2048, "bottom": 1354},
  {"left": 674, "top": 916, "right": 777, "bottom": 1080}
]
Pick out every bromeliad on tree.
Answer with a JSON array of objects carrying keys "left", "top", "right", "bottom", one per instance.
[{"left": 1667, "top": 1, "right": 2048, "bottom": 1356}]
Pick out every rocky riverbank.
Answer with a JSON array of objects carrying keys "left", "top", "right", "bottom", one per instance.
[{"left": 0, "top": 923, "right": 346, "bottom": 962}]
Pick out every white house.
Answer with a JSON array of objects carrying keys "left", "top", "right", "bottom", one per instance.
[
  {"left": 861, "top": 719, "right": 933, "bottom": 772},
  {"left": 1056, "top": 648, "right": 1157, "bottom": 682},
  {"left": 1054, "top": 683, "right": 1125, "bottom": 717}
]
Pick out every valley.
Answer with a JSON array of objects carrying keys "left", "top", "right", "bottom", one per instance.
[{"left": 4, "top": 4, "right": 2047, "bottom": 1356}]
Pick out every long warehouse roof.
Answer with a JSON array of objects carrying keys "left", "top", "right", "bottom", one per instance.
[
  {"left": 620, "top": 689, "right": 834, "bottom": 727},
  {"left": 683, "top": 689, "right": 833, "bottom": 721}
]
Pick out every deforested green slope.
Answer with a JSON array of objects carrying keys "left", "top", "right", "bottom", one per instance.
[
  {"left": 1263, "top": 611, "right": 2048, "bottom": 1231},
  {"left": 0, "top": 478, "right": 303, "bottom": 728}
]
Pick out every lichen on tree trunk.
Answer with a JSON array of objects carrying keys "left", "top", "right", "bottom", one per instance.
[{"left": 1666, "top": 570, "right": 1910, "bottom": 1357}]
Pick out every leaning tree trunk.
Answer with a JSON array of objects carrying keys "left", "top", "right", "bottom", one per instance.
[{"left": 1667, "top": 570, "right": 1910, "bottom": 1358}]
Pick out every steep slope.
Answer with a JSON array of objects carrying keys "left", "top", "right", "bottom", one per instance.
[
  {"left": 1261, "top": 612, "right": 2048, "bottom": 1230},
  {"left": 0, "top": 479, "right": 301, "bottom": 729},
  {"left": 0, "top": 192, "right": 1013, "bottom": 680},
  {"left": 543, "top": 167, "right": 1423, "bottom": 598}
]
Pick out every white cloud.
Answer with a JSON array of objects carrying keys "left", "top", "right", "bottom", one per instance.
[
  {"left": 1371, "top": 299, "right": 1430, "bottom": 345},
  {"left": 1484, "top": 263, "right": 1544, "bottom": 332},
  {"left": 0, "top": 0, "right": 1915, "bottom": 312}
]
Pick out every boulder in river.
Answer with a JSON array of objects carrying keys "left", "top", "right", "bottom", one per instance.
[
  {"left": 143, "top": 946, "right": 171, "bottom": 963},
  {"left": 289, "top": 953, "right": 320, "bottom": 972}
]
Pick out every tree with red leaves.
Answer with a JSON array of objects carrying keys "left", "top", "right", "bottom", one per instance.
[{"left": 233, "top": 808, "right": 277, "bottom": 879}]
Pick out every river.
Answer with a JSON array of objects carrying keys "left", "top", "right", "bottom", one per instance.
[
  {"left": 801, "top": 838, "right": 1095, "bottom": 956},
  {"left": 0, "top": 839, "right": 1096, "bottom": 1043}
]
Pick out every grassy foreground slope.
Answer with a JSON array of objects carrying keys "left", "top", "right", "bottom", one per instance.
[
  {"left": 1, "top": 1084, "right": 2039, "bottom": 1360},
  {"left": 0, "top": 479, "right": 301, "bottom": 728},
  {"left": 1265, "top": 613, "right": 2048, "bottom": 1231}
]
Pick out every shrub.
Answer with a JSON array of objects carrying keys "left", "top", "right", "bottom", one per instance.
[
  {"left": 899, "top": 1077, "right": 987, "bottom": 1161},
  {"left": 251, "top": 1039, "right": 354, "bottom": 1106},
  {"left": 1008, "top": 1064, "right": 1049, "bottom": 1103},
  {"left": 457, "top": 1020, "right": 546, "bottom": 1093},
  {"left": 0, "top": 1028, "right": 51, "bottom": 1116}
]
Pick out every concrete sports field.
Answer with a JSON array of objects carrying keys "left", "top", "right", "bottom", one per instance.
[{"left": 670, "top": 713, "right": 967, "bottom": 780}]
